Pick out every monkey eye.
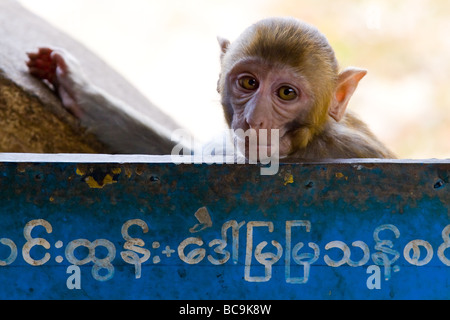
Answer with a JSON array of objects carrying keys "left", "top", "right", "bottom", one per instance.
[
  {"left": 238, "top": 76, "right": 259, "bottom": 90},
  {"left": 277, "top": 86, "right": 298, "bottom": 101}
]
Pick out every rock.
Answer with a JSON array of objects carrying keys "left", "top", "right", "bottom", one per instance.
[{"left": 0, "top": 0, "right": 182, "bottom": 153}]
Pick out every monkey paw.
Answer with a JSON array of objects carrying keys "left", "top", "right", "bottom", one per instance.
[
  {"left": 26, "top": 47, "right": 85, "bottom": 118},
  {"left": 27, "top": 47, "right": 59, "bottom": 87}
]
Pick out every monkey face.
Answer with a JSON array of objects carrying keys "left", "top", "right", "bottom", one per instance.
[
  {"left": 217, "top": 18, "right": 339, "bottom": 160},
  {"left": 225, "top": 57, "right": 314, "bottom": 158}
]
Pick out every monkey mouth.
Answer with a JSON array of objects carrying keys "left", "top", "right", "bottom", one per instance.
[
  {"left": 233, "top": 134, "right": 280, "bottom": 161},
  {"left": 230, "top": 127, "right": 291, "bottom": 161}
]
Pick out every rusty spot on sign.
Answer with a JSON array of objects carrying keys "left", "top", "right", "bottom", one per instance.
[
  {"left": 283, "top": 172, "right": 294, "bottom": 186},
  {"left": 76, "top": 166, "right": 122, "bottom": 189},
  {"left": 123, "top": 166, "right": 133, "bottom": 179},
  {"left": 335, "top": 172, "right": 348, "bottom": 180}
]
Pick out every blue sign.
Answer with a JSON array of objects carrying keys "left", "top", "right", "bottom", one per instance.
[{"left": 0, "top": 155, "right": 448, "bottom": 299}]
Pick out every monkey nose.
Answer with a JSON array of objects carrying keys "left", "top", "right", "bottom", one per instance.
[
  {"left": 247, "top": 121, "right": 262, "bottom": 130},
  {"left": 246, "top": 117, "right": 266, "bottom": 130},
  {"left": 245, "top": 101, "right": 271, "bottom": 130}
]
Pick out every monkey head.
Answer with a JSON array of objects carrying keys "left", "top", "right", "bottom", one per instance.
[{"left": 217, "top": 17, "right": 367, "bottom": 159}]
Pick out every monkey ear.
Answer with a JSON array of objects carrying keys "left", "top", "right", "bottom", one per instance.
[
  {"left": 329, "top": 67, "right": 367, "bottom": 122},
  {"left": 217, "top": 36, "right": 230, "bottom": 60}
]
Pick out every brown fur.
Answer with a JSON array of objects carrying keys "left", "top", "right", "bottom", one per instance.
[{"left": 290, "top": 111, "right": 396, "bottom": 159}]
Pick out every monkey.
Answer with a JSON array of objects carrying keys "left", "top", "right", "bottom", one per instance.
[
  {"left": 217, "top": 17, "right": 395, "bottom": 160},
  {"left": 26, "top": 17, "right": 395, "bottom": 160}
]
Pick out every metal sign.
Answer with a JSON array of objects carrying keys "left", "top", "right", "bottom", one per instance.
[{"left": 0, "top": 154, "right": 448, "bottom": 299}]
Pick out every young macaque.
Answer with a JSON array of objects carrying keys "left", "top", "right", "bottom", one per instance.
[
  {"left": 217, "top": 17, "right": 395, "bottom": 160},
  {"left": 26, "top": 17, "right": 395, "bottom": 160}
]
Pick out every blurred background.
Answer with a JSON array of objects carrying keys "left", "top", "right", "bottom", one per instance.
[{"left": 18, "top": 0, "right": 450, "bottom": 159}]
